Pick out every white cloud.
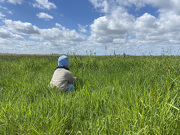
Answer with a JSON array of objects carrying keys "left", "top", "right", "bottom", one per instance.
[
  {"left": 35, "top": 27, "right": 86, "bottom": 46},
  {"left": 0, "top": 38, "right": 10, "bottom": 44},
  {"left": 0, "top": 0, "right": 22, "bottom": 4},
  {"left": 3, "top": 20, "right": 86, "bottom": 44},
  {"left": 134, "top": 13, "right": 158, "bottom": 36},
  {"left": 133, "top": 12, "right": 180, "bottom": 45},
  {"left": 89, "top": 0, "right": 116, "bottom": 13},
  {"left": 0, "top": 27, "right": 24, "bottom": 40},
  {"left": 1, "top": 0, "right": 180, "bottom": 55},
  {"left": 0, "top": 12, "right": 5, "bottom": 19},
  {"left": 172, "top": 0, "right": 180, "bottom": 15},
  {"left": 33, "top": 0, "right": 56, "bottom": 10},
  {"left": 87, "top": 0, "right": 180, "bottom": 55},
  {"left": 4, "top": 19, "right": 40, "bottom": 35},
  {"left": 90, "top": 6, "right": 134, "bottom": 44},
  {"left": 78, "top": 24, "right": 88, "bottom": 33},
  {"left": 37, "top": 12, "right": 53, "bottom": 21},
  {"left": 1, "top": 19, "right": 86, "bottom": 54},
  {"left": 7, "top": 0, "right": 22, "bottom": 4},
  {"left": 0, "top": 5, "right": 13, "bottom": 15},
  {"left": 0, "top": 27, "right": 24, "bottom": 46},
  {"left": 0, "top": 5, "right": 6, "bottom": 9}
]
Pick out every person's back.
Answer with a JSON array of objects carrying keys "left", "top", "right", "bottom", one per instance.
[
  {"left": 50, "top": 55, "right": 77, "bottom": 92},
  {"left": 50, "top": 68, "right": 76, "bottom": 91}
]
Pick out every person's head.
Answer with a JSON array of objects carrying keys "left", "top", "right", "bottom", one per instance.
[{"left": 58, "top": 55, "right": 70, "bottom": 67}]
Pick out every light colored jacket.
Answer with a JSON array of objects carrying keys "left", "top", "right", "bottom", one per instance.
[{"left": 50, "top": 68, "right": 76, "bottom": 91}]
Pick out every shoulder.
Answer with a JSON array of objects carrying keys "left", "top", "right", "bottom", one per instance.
[
  {"left": 65, "top": 69, "right": 72, "bottom": 75},
  {"left": 56, "top": 68, "right": 72, "bottom": 74}
]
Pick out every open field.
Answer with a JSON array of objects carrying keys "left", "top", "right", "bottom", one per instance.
[{"left": 0, "top": 55, "right": 179, "bottom": 134}]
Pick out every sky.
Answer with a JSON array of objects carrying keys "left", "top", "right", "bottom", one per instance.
[{"left": 0, "top": 0, "right": 180, "bottom": 55}]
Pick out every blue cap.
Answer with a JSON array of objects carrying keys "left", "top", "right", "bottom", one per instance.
[{"left": 58, "top": 55, "right": 70, "bottom": 66}]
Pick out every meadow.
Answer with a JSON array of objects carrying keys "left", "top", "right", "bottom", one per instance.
[{"left": 0, "top": 54, "right": 179, "bottom": 134}]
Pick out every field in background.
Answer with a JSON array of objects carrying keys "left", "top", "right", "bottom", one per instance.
[{"left": 0, "top": 55, "right": 179, "bottom": 134}]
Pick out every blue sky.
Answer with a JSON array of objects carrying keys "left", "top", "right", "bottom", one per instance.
[{"left": 0, "top": 0, "right": 180, "bottom": 55}]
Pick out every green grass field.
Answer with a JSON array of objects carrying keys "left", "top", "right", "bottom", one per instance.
[{"left": 0, "top": 55, "right": 179, "bottom": 134}]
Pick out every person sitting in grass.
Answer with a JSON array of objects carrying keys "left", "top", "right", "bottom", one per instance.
[{"left": 50, "top": 55, "right": 77, "bottom": 92}]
